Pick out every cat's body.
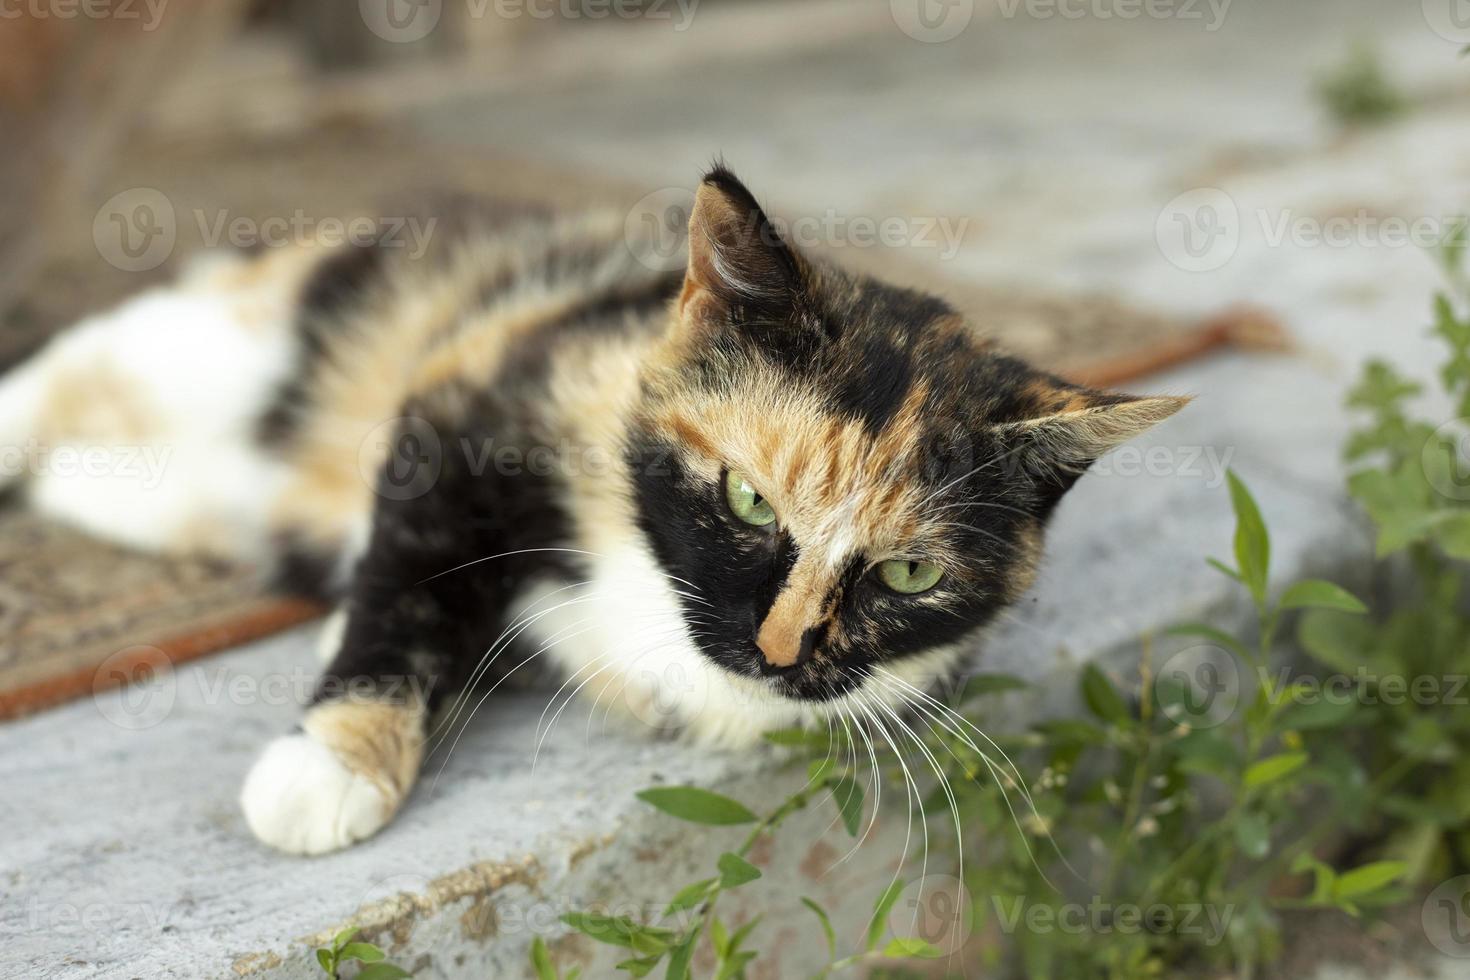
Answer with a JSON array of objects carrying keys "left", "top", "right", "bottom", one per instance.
[{"left": 0, "top": 168, "right": 1184, "bottom": 854}]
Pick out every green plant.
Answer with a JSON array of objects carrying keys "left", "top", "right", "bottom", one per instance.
[
  {"left": 1316, "top": 43, "right": 1407, "bottom": 126},
  {"left": 553, "top": 778, "right": 947, "bottom": 978},
  {"left": 313, "top": 929, "right": 410, "bottom": 980},
  {"left": 1305, "top": 237, "right": 1470, "bottom": 884}
]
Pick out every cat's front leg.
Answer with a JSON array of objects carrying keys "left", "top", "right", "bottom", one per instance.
[
  {"left": 239, "top": 432, "right": 519, "bottom": 854},
  {"left": 240, "top": 686, "right": 427, "bottom": 855}
]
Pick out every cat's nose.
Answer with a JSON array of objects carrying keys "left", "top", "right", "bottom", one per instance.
[{"left": 755, "top": 623, "right": 821, "bottom": 672}]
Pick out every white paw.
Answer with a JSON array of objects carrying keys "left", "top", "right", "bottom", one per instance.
[{"left": 240, "top": 733, "right": 394, "bottom": 855}]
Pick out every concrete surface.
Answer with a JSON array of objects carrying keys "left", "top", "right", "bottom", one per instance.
[{"left": 6, "top": 0, "right": 1470, "bottom": 977}]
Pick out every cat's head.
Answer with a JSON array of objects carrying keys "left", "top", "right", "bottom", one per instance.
[{"left": 628, "top": 166, "right": 1185, "bottom": 707}]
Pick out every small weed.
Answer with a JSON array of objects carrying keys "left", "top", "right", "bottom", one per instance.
[{"left": 313, "top": 929, "right": 411, "bottom": 980}]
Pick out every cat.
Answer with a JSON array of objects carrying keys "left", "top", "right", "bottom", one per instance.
[{"left": 0, "top": 166, "right": 1185, "bottom": 854}]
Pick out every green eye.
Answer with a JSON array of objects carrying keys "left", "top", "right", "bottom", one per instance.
[
  {"left": 877, "top": 559, "right": 944, "bottom": 594},
  {"left": 724, "top": 470, "right": 776, "bottom": 527}
]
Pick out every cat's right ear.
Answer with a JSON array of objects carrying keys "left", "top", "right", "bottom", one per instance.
[{"left": 677, "top": 166, "right": 802, "bottom": 327}]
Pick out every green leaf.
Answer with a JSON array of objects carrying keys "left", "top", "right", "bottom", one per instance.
[
  {"left": 715, "top": 951, "right": 757, "bottom": 980},
  {"left": 665, "top": 930, "right": 696, "bottom": 980},
  {"left": 531, "top": 937, "right": 557, "bottom": 980},
  {"left": 1292, "top": 853, "right": 1337, "bottom": 904},
  {"left": 355, "top": 966, "right": 412, "bottom": 980},
  {"left": 636, "top": 787, "right": 758, "bottom": 826},
  {"left": 1244, "top": 752, "right": 1308, "bottom": 790},
  {"left": 316, "top": 949, "right": 334, "bottom": 975},
  {"left": 1233, "top": 811, "right": 1271, "bottom": 860},
  {"left": 884, "top": 937, "right": 943, "bottom": 959},
  {"left": 560, "top": 913, "right": 672, "bottom": 951},
  {"left": 1206, "top": 557, "right": 1244, "bottom": 583},
  {"left": 338, "top": 943, "right": 386, "bottom": 964},
  {"left": 800, "top": 898, "right": 836, "bottom": 956},
  {"left": 1080, "top": 664, "right": 1130, "bottom": 725},
  {"left": 1278, "top": 580, "right": 1367, "bottom": 614},
  {"left": 615, "top": 955, "right": 662, "bottom": 978},
  {"left": 665, "top": 878, "right": 716, "bottom": 915},
  {"left": 867, "top": 880, "right": 905, "bottom": 951},
  {"left": 1297, "top": 608, "right": 1380, "bottom": 674},
  {"left": 959, "top": 673, "right": 1029, "bottom": 701},
  {"left": 1172, "top": 729, "right": 1242, "bottom": 777},
  {"left": 727, "top": 916, "right": 761, "bottom": 953},
  {"left": 1227, "top": 471, "right": 1271, "bottom": 604},
  {"left": 1333, "top": 861, "right": 1407, "bottom": 900},
  {"left": 332, "top": 929, "right": 358, "bottom": 953},
  {"left": 807, "top": 758, "right": 837, "bottom": 786},
  {"left": 831, "top": 775, "right": 865, "bottom": 837},
  {"left": 717, "top": 852, "right": 762, "bottom": 888}
]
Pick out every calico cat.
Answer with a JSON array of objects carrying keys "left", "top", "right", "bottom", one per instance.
[{"left": 0, "top": 167, "right": 1185, "bottom": 854}]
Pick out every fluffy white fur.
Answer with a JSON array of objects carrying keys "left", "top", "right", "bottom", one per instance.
[
  {"left": 3, "top": 268, "right": 294, "bottom": 560},
  {"left": 240, "top": 732, "right": 395, "bottom": 856}
]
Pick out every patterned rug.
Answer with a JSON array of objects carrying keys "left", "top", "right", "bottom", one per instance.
[{"left": 0, "top": 128, "right": 1285, "bottom": 720}]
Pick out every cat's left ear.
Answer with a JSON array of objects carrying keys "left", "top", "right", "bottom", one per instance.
[
  {"left": 677, "top": 166, "right": 803, "bottom": 327},
  {"left": 998, "top": 389, "right": 1191, "bottom": 498}
]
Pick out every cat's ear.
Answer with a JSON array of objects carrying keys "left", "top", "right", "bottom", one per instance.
[
  {"left": 997, "top": 388, "right": 1191, "bottom": 501},
  {"left": 677, "top": 166, "right": 802, "bottom": 326}
]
